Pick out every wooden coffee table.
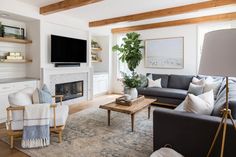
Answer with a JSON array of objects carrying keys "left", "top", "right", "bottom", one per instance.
[{"left": 99, "top": 97, "right": 156, "bottom": 132}]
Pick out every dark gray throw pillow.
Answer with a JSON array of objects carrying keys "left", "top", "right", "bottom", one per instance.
[{"left": 188, "top": 83, "right": 204, "bottom": 96}]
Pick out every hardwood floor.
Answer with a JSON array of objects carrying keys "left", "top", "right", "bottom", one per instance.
[{"left": 0, "top": 94, "right": 120, "bottom": 157}]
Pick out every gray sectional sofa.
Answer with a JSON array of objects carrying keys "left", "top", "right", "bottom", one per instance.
[
  {"left": 137, "top": 73, "right": 236, "bottom": 157},
  {"left": 138, "top": 73, "right": 193, "bottom": 106}
]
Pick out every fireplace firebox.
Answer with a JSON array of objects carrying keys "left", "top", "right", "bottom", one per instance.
[{"left": 55, "top": 81, "right": 83, "bottom": 102}]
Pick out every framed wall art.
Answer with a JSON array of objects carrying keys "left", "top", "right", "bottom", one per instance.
[
  {"left": 2, "top": 25, "right": 25, "bottom": 39},
  {"left": 145, "top": 37, "right": 184, "bottom": 69}
]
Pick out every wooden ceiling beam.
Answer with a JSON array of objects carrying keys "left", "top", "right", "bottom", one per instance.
[
  {"left": 111, "top": 12, "right": 236, "bottom": 34},
  {"left": 89, "top": 0, "right": 236, "bottom": 27},
  {"left": 40, "top": 0, "right": 103, "bottom": 15}
]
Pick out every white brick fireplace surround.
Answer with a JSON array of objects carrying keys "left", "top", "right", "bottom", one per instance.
[{"left": 42, "top": 67, "right": 92, "bottom": 105}]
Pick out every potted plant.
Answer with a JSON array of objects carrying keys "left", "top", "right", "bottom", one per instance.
[{"left": 112, "top": 32, "right": 144, "bottom": 99}]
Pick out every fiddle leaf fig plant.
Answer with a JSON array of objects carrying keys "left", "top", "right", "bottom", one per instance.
[
  {"left": 113, "top": 32, "right": 144, "bottom": 89},
  {"left": 112, "top": 32, "right": 144, "bottom": 73}
]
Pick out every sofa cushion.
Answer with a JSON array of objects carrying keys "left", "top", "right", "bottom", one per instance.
[
  {"left": 147, "top": 73, "right": 169, "bottom": 88},
  {"left": 188, "top": 83, "right": 204, "bottom": 96},
  {"left": 137, "top": 87, "right": 187, "bottom": 99},
  {"left": 211, "top": 79, "right": 236, "bottom": 118},
  {"left": 168, "top": 75, "right": 194, "bottom": 90}
]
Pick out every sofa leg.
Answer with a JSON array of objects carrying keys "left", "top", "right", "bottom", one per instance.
[
  {"left": 10, "top": 135, "right": 14, "bottom": 149},
  {"left": 58, "top": 131, "right": 62, "bottom": 143}
]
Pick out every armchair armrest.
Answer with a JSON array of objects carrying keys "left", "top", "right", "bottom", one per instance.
[
  {"left": 153, "top": 108, "right": 236, "bottom": 157},
  {"left": 52, "top": 95, "right": 63, "bottom": 105},
  {"left": 6, "top": 104, "right": 58, "bottom": 131}
]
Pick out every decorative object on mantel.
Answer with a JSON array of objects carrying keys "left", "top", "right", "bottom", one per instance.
[
  {"left": 145, "top": 37, "right": 184, "bottom": 69},
  {"left": 116, "top": 95, "right": 145, "bottom": 106},
  {"left": 198, "top": 29, "right": 236, "bottom": 157},
  {"left": 112, "top": 32, "right": 144, "bottom": 99},
  {"left": 2, "top": 25, "right": 25, "bottom": 39}
]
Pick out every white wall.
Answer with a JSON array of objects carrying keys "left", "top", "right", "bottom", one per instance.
[
  {"left": 26, "top": 20, "right": 41, "bottom": 79},
  {"left": 136, "top": 25, "right": 198, "bottom": 75},
  {"left": 111, "top": 24, "right": 198, "bottom": 93},
  {"left": 92, "top": 35, "right": 110, "bottom": 72}
]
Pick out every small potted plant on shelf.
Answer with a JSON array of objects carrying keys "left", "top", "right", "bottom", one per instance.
[{"left": 112, "top": 32, "right": 144, "bottom": 99}]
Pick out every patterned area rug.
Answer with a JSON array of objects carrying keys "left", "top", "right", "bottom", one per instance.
[{"left": 3, "top": 107, "right": 153, "bottom": 157}]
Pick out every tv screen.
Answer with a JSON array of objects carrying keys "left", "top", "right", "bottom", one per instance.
[{"left": 51, "top": 35, "right": 87, "bottom": 63}]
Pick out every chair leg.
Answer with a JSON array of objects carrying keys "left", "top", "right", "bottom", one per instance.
[
  {"left": 10, "top": 135, "right": 14, "bottom": 149},
  {"left": 58, "top": 131, "right": 62, "bottom": 143}
]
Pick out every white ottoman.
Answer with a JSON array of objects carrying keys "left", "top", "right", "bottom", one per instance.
[{"left": 150, "top": 147, "right": 184, "bottom": 157}]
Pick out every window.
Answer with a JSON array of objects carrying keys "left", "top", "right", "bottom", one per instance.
[{"left": 116, "top": 35, "right": 131, "bottom": 78}]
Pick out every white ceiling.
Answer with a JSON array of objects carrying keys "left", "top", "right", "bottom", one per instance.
[
  {"left": 20, "top": 0, "right": 63, "bottom": 7},
  {"left": 20, "top": 0, "right": 211, "bottom": 22}
]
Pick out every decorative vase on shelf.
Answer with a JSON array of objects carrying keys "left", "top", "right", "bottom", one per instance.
[{"left": 128, "top": 88, "right": 138, "bottom": 100}]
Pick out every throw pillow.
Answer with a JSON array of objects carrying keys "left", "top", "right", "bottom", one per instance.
[
  {"left": 188, "top": 83, "right": 204, "bottom": 96},
  {"left": 34, "top": 84, "right": 53, "bottom": 104},
  {"left": 8, "top": 87, "right": 34, "bottom": 106},
  {"left": 183, "top": 90, "right": 214, "bottom": 115},
  {"left": 38, "top": 89, "right": 53, "bottom": 104},
  {"left": 192, "top": 77, "right": 205, "bottom": 86},
  {"left": 148, "top": 78, "right": 162, "bottom": 88},
  {"left": 32, "top": 89, "right": 40, "bottom": 104},
  {"left": 204, "top": 81, "right": 222, "bottom": 99}
]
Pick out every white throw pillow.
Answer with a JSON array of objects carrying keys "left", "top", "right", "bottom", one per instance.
[
  {"left": 8, "top": 87, "right": 34, "bottom": 106},
  {"left": 204, "top": 77, "right": 222, "bottom": 99},
  {"left": 148, "top": 78, "right": 162, "bottom": 88},
  {"left": 192, "top": 77, "right": 205, "bottom": 86},
  {"left": 183, "top": 90, "right": 214, "bottom": 115}
]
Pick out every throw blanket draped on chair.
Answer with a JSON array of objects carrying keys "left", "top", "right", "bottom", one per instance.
[{"left": 22, "top": 103, "right": 50, "bottom": 148}]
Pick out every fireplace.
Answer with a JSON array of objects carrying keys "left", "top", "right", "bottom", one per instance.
[{"left": 55, "top": 81, "right": 83, "bottom": 102}]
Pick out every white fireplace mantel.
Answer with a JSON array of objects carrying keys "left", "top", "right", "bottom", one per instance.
[{"left": 41, "top": 66, "right": 93, "bottom": 104}]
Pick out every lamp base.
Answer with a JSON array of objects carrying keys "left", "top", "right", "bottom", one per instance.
[{"left": 207, "top": 108, "right": 236, "bottom": 157}]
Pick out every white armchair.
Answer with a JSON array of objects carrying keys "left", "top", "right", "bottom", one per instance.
[{"left": 6, "top": 87, "right": 69, "bottom": 148}]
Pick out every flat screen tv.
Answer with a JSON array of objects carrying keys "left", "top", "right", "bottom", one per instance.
[{"left": 51, "top": 35, "right": 87, "bottom": 63}]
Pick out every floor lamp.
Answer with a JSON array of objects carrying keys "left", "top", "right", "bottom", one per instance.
[{"left": 198, "top": 29, "right": 236, "bottom": 157}]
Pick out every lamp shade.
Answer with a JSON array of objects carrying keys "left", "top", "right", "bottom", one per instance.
[{"left": 199, "top": 29, "right": 236, "bottom": 77}]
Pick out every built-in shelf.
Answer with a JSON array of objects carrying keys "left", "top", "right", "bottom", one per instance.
[
  {"left": 0, "top": 59, "right": 32, "bottom": 63},
  {"left": 91, "top": 48, "right": 102, "bottom": 52},
  {"left": 0, "top": 37, "right": 32, "bottom": 44},
  {"left": 92, "top": 60, "right": 102, "bottom": 63}
]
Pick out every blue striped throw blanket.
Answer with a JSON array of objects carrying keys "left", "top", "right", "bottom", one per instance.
[{"left": 22, "top": 103, "right": 50, "bottom": 148}]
